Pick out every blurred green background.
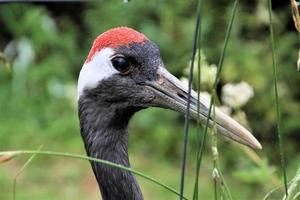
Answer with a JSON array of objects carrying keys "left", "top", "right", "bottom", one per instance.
[{"left": 0, "top": 1, "right": 299, "bottom": 199}]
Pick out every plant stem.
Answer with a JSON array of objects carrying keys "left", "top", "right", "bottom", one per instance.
[
  {"left": 13, "top": 146, "right": 42, "bottom": 200},
  {"left": 267, "top": 0, "right": 288, "bottom": 196},
  {"left": 0, "top": 150, "right": 187, "bottom": 200},
  {"left": 192, "top": 0, "right": 203, "bottom": 198},
  {"left": 196, "top": 0, "right": 239, "bottom": 185},
  {"left": 211, "top": 99, "right": 218, "bottom": 200},
  {"left": 179, "top": 0, "right": 202, "bottom": 199}
]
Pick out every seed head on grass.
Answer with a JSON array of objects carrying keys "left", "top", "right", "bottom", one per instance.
[
  {"left": 0, "top": 151, "right": 20, "bottom": 164},
  {"left": 212, "top": 168, "right": 220, "bottom": 181}
]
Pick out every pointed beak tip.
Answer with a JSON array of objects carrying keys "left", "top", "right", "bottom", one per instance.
[
  {"left": 249, "top": 138, "right": 262, "bottom": 150},
  {"left": 254, "top": 141, "right": 262, "bottom": 150},
  {"left": 148, "top": 66, "right": 263, "bottom": 150}
]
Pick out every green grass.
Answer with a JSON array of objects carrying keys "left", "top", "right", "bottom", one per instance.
[
  {"left": 0, "top": 1, "right": 299, "bottom": 199},
  {"left": 0, "top": 150, "right": 185, "bottom": 199},
  {"left": 267, "top": 0, "right": 288, "bottom": 195},
  {"left": 1, "top": 148, "right": 278, "bottom": 200}
]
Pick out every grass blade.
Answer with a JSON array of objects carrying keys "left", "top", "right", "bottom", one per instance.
[
  {"left": 179, "top": 0, "right": 202, "bottom": 199},
  {"left": 267, "top": 0, "right": 288, "bottom": 196},
  {"left": 195, "top": 0, "right": 239, "bottom": 192},
  {"left": 211, "top": 93, "right": 233, "bottom": 200},
  {"left": 13, "top": 146, "right": 42, "bottom": 200},
  {"left": 192, "top": 0, "right": 203, "bottom": 198},
  {"left": 0, "top": 150, "right": 187, "bottom": 200},
  {"left": 285, "top": 166, "right": 300, "bottom": 200}
]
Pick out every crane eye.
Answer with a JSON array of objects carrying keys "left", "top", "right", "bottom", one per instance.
[{"left": 111, "top": 56, "right": 132, "bottom": 74}]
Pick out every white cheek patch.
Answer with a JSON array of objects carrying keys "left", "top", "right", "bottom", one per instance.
[{"left": 77, "top": 48, "right": 118, "bottom": 99}]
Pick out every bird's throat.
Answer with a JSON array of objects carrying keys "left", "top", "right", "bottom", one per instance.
[{"left": 78, "top": 97, "right": 143, "bottom": 200}]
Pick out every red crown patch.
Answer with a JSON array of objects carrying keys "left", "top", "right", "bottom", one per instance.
[{"left": 86, "top": 27, "right": 148, "bottom": 63}]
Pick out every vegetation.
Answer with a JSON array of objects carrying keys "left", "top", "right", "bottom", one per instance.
[{"left": 0, "top": 1, "right": 299, "bottom": 199}]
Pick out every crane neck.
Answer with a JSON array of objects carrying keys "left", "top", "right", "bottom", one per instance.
[{"left": 78, "top": 96, "right": 143, "bottom": 200}]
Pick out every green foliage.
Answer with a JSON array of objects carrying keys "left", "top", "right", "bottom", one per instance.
[{"left": 0, "top": 1, "right": 299, "bottom": 199}]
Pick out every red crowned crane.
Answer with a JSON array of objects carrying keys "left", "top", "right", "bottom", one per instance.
[{"left": 77, "top": 27, "right": 261, "bottom": 200}]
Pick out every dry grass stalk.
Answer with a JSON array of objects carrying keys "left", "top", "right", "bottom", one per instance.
[
  {"left": 298, "top": 50, "right": 300, "bottom": 71},
  {"left": 291, "top": 0, "right": 300, "bottom": 71},
  {"left": 0, "top": 152, "right": 18, "bottom": 164},
  {"left": 291, "top": 0, "right": 300, "bottom": 32}
]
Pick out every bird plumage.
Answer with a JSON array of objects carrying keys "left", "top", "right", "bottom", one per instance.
[
  {"left": 79, "top": 96, "right": 143, "bottom": 199},
  {"left": 78, "top": 27, "right": 162, "bottom": 199},
  {"left": 85, "top": 27, "right": 148, "bottom": 63}
]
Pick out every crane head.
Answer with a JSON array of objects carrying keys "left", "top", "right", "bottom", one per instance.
[{"left": 78, "top": 27, "right": 261, "bottom": 149}]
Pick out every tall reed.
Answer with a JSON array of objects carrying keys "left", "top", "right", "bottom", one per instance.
[{"left": 267, "top": 0, "right": 288, "bottom": 196}]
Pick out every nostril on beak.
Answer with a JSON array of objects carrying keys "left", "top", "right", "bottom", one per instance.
[
  {"left": 177, "top": 92, "right": 198, "bottom": 107},
  {"left": 177, "top": 92, "right": 184, "bottom": 98},
  {"left": 177, "top": 92, "right": 188, "bottom": 101}
]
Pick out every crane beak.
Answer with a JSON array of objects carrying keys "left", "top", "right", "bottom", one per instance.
[{"left": 144, "top": 66, "right": 262, "bottom": 149}]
